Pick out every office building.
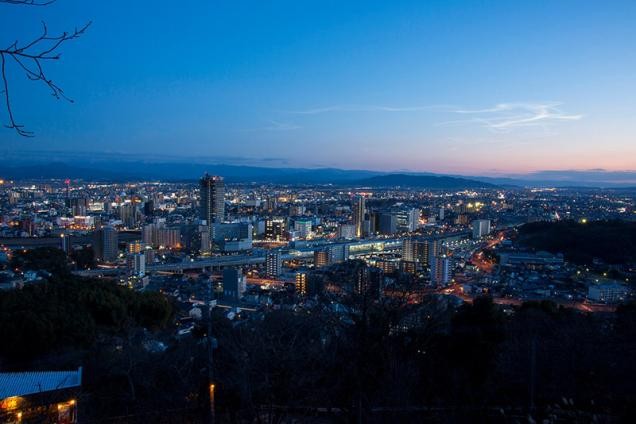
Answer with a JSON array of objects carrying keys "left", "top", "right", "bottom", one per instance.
[
  {"left": 352, "top": 195, "right": 365, "bottom": 238},
  {"left": 212, "top": 222, "right": 253, "bottom": 243},
  {"left": 472, "top": 219, "right": 491, "bottom": 239},
  {"left": 200, "top": 174, "right": 225, "bottom": 225}
]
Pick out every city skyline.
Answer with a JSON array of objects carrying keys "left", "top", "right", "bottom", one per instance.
[
  {"left": 2, "top": 0, "right": 636, "bottom": 173},
  {"left": 2, "top": 3, "right": 636, "bottom": 422}
]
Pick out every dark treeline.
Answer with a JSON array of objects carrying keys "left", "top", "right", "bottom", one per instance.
[
  {"left": 0, "top": 276, "right": 172, "bottom": 360},
  {"left": 1, "top": 249, "right": 209, "bottom": 422},
  {"left": 518, "top": 219, "right": 636, "bottom": 264},
  {"left": 212, "top": 295, "right": 636, "bottom": 423}
]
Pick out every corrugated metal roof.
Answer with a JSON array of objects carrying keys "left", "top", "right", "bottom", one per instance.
[{"left": 0, "top": 367, "right": 82, "bottom": 398}]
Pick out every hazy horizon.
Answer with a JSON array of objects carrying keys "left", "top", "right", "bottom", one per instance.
[{"left": 2, "top": 148, "right": 636, "bottom": 186}]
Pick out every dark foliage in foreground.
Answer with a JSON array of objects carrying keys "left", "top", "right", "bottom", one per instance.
[
  {"left": 518, "top": 219, "right": 636, "bottom": 264},
  {"left": 0, "top": 276, "right": 172, "bottom": 360},
  {"left": 3, "top": 250, "right": 636, "bottom": 422},
  {"left": 211, "top": 297, "right": 636, "bottom": 423}
]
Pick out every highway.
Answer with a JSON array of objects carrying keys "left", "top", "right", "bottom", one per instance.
[
  {"left": 74, "top": 237, "right": 405, "bottom": 277},
  {"left": 73, "top": 233, "right": 469, "bottom": 277}
]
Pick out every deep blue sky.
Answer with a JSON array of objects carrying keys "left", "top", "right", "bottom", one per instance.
[{"left": 1, "top": 0, "right": 635, "bottom": 174}]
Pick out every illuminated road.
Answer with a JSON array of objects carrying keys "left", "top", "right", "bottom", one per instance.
[
  {"left": 470, "top": 231, "right": 506, "bottom": 273},
  {"left": 445, "top": 283, "right": 616, "bottom": 312}
]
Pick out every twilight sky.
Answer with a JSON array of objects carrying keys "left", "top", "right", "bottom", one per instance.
[{"left": 1, "top": 0, "right": 636, "bottom": 175}]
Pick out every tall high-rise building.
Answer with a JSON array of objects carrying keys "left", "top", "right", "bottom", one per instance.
[
  {"left": 265, "top": 218, "right": 285, "bottom": 241},
  {"left": 265, "top": 197, "right": 278, "bottom": 212},
  {"left": 314, "top": 249, "right": 329, "bottom": 268},
  {"left": 223, "top": 267, "right": 246, "bottom": 301},
  {"left": 69, "top": 198, "right": 89, "bottom": 216},
  {"left": 119, "top": 203, "right": 138, "bottom": 228},
  {"left": 200, "top": 174, "right": 225, "bottom": 225},
  {"left": 127, "top": 253, "right": 146, "bottom": 276},
  {"left": 266, "top": 251, "right": 282, "bottom": 277},
  {"left": 472, "top": 219, "right": 491, "bottom": 239},
  {"left": 293, "top": 218, "right": 313, "bottom": 239},
  {"left": 355, "top": 266, "right": 382, "bottom": 298},
  {"left": 430, "top": 255, "right": 453, "bottom": 286},
  {"left": 94, "top": 226, "right": 118, "bottom": 262},
  {"left": 295, "top": 272, "right": 307, "bottom": 296},
  {"left": 141, "top": 222, "right": 181, "bottom": 248},
  {"left": 355, "top": 266, "right": 370, "bottom": 295},
  {"left": 127, "top": 240, "right": 144, "bottom": 254},
  {"left": 378, "top": 213, "right": 397, "bottom": 235},
  {"left": 181, "top": 224, "right": 211, "bottom": 253},
  {"left": 352, "top": 195, "right": 365, "bottom": 238},
  {"left": 155, "top": 227, "right": 181, "bottom": 248},
  {"left": 338, "top": 223, "right": 356, "bottom": 240},
  {"left": 395, "top": 208, "right": 420, "bottom": 232},
  {"left": 404, "top": 238, "right": 431, "bottom": 265},
  {"left": 427, "top": 238, "right": 440, "bottom": 265},
  {"left": 143, "top": 200, "right": 154, "bottom": 216},
  {"left": 402, "top": 238, "right": 416, "bottom": 262},
  {"left": 212, "top": 222, "right": 253, "bottom": 243},
  {"left": 327, "top": 244, "right": 349, "bottom": 264},
  {"left": 60, "top": 233, "right": 71, "bottom": 255}
]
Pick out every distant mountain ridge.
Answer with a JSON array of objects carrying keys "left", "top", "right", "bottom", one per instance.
[
  {"left": 354, "top": 174, "right": 495, "bottom": 189},
  {"left": 0, "top": 162, "right": 493, "bottom": 188},
  {"left": 0, "top": 159, "right": 635, "bottom": 188}
]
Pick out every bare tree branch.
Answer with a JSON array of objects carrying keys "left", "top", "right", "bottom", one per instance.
[
  {"left": 0, "top": 2, "right": 90, "bottom": 136},
  {"left": 0, "top": 0, "right": 56, "bottom": 6}
]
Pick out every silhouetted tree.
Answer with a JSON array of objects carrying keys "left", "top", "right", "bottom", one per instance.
[{"left": 0, "top": 0, "right": 90, "bottom": 136}]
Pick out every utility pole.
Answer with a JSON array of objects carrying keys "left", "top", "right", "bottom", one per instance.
[
  {"left": 207, "top": 277, "right": 216, "bottom": 424},
  {"left": 529, "top": 336, "right": 537, "bottom": 414}
]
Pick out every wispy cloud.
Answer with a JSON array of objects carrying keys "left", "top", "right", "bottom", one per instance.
[
  {"left": 439, "top": 102, "right": 582, "bottom": 132},
  {"left": 285, "top": 104, "right": 438, "bottom": 114},
  {"left": 241, "top": 120, "right": 301, "bottom": 132}
]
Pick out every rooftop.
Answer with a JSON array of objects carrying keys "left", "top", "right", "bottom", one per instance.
[{"left": 0, "top": 367, "right": 82, "bottom": 399}]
